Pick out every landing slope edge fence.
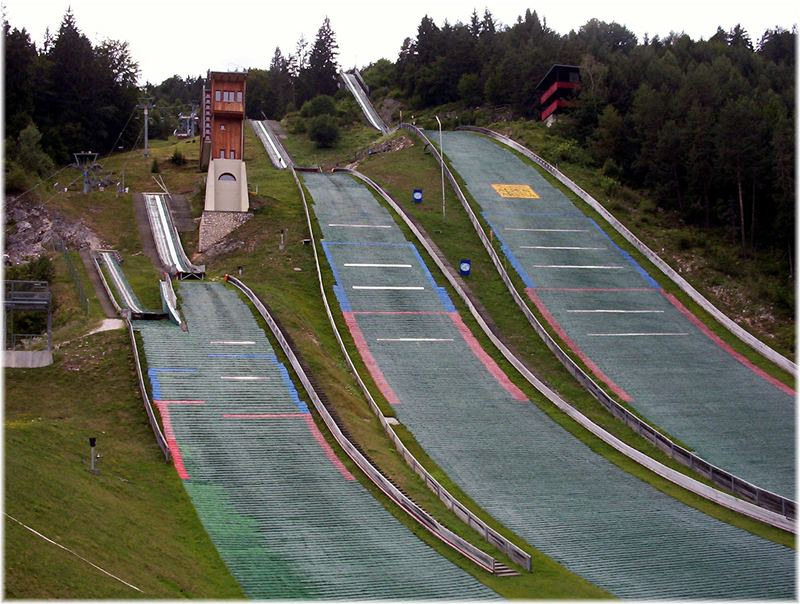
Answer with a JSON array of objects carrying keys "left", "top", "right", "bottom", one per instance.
[
  {"left": 89, "top": 252, "right": 170, "bottom": 460},
  {"left": 397, "top": 124, "right": 795, "bottom": 527},
  {"left": 459, "top": 125, "right": 796, "bottom": 378},
  {"left": 225, "top": 275, "right": 522, "bottom": 574},
  {"left": 286, "top": 164, "right": 532, "bottom": 571}
]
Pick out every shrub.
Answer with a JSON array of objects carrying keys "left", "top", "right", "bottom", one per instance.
[
  {"left": 150, "top": 158, "right": 160, "bottom": 173},
  {"left": 300, "top": 95, "right": 337, "bottom": 118},
  {"left": 4, "top": 160, "right": 31, "bottom": 193},
  {"left": 285, "top": 114, "right": 306, "bottom": 134},
  {"left": 308, "top": 114, "right": 340, "bottom": 148},
  {"left": 170, "top": 149, "right": 186, "bottom": 166}
]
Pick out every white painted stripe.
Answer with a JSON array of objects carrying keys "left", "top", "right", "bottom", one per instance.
[
  {"left": 533, "top": 264, "right": 625, "bottom": 269},
  {"left": 352, "top": 285, "right": 425, "bottom": 290},
  {"left": 344, "top": 263, "right": 413, "bottom": 268},
  {"left": 376, "top": 338, "right": 455, "bottom": 342},
  {"left": 505, "top": 228, "right": 589, "bottom": 232},
  {"left": 587, "top": 332, "right": 689, "bottom": 337},
  {"left": 220, "top": 376, "right": 269, "bottom": 381},
  {"left": 521, "top": 246, "right": 605, "bottom": 250},
  {"left": 567, "top": 310, "right": 665, "bottom": 314},
  {"left": 328, "top": 223, "right": 393, "bottom": 229},
  {"left": 210, "top": 340, "right": 256, "bottom": 345}
]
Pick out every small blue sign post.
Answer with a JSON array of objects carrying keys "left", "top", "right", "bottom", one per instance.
[
  {"left": 412, "top": 188, "right": 423, "bottom": 203},
  {"left": 459, "top": 259, "right": 471, "bottom": 277}
]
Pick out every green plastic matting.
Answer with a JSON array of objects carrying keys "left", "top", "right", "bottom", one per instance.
[
  {"left": 434, "top": 129, "right": 794, "bottom": 500},
  {"left": 135, "top": 282, "right": 495, "bottom": 600},
  {"left": 302, "top": 170, "right": 795, "bottom": 600}
]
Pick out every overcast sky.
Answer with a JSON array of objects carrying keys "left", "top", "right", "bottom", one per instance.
[{"left": 3, "top": 0, "right": 797, "bottom": 85}]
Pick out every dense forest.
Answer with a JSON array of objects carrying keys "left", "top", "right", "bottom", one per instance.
[
  {"left": 357, "top": 10, "right": 795, "bottom": 264},
  {"left": 4, "top": 8, "right": 795, "bottom": 266}
]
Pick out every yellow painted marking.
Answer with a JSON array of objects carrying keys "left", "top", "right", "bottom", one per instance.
[{"left": 491, "top": 183, "right": 540, "bottom": 199}]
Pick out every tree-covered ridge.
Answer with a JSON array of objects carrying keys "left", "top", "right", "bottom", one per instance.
[
  {"left": 4, "top": 9, "right": 140, "bottom": 165},
  {"left": 364, "top": 10, "right": 794, "bottom": 263}
]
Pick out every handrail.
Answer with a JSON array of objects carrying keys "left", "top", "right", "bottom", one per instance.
[
  {"left": 460, "top": 126, "right": 797, "bottom": 377},
  {"left": 89, "top": 250, "right": 170, "bottom": 460},
  {"left": 285, "top": 164, "right": 532, "bottom": 571},
  {"left": 398, "top": 123, "right": 795, "bottom": 530},
  {"left": 225, "top": 275, "right": 504, "bottom": 574}
]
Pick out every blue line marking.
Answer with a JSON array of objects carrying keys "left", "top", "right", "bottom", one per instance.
[
  {"left": 333, "top": 285, "right": 352, "bottom": 311},
  {"left": 321, "top": 240, "right": 352, "bottom": 311},
  {"left": 207, "top": 353, "right": 278, "bottom": 360},
  {"left": 276, "top": 363, "right": 310, "bottom": 413},
  {"left": 322, "top": 241, "right": 410, "bottom": 247},
  {"left": 481, "top": 214, "right": 536, "bottom": 288},
  {"left": 406, "top": 244, "right": 456, "bottom": 311},
  {"left": 147, "top": 367, "right": 198, "bottom": 400},
  {"left": 589, "top": 219, "right": 660, "bottom": 288}
]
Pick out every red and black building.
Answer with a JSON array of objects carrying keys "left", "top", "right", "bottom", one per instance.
[{"left": 535, "top": 64, "right": 581, "bottom": 123}]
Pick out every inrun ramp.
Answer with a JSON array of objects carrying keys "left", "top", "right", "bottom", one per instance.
[
  {"left": 134, "top": 282, "right": 494, "bottom": 600},
  {"left": 96, "top": 250, "right": 164, "bottom": 318},
  {"left": 302, "top": 170, "right": 795, "bottom": 600},
  {"left": 144, "top": 192, "right": 205, "bottom": 278},
  {"left": 340, "top": 70, "right": 389, "bottom": 134},
  {"left": 432, "top": 130, "right": 796, "bottom": 501}
]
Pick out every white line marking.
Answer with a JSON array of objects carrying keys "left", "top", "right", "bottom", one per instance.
[
  {"left": 533, "top": 264, "right": 625, "bottom": 269},
  {"left": 328, "top": 223, "right": 393, "bottom": 229},
  {"left": 567, "top": 310, "right": 665, "bottom": 314},
  {"left": 210, "top": 340, "right": 256, "bottom": 345},
  {"left": 352, "top": 285, "right": 425, "bottom": 290},
  {"left": 505, "top": 228, "right": 589, "bottom": 232},
  {"left": 587, "top": 332, "right": 689, "bottom": 337},
  {"left": 376, "top": 338, "right": 455, "bottom": 342},
  {"left": 220, "top": 376, "right": 269, "bottom": 381},
  {"left": 521, "top": 246, "right": 605, "bottom": 250},
  {"left": 343, "top": 263, "right": 413, "bottom": 268},
  {"left": 5, "top": 513, "right": 143, "bottom": 592}
]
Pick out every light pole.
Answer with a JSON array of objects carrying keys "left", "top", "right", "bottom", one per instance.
[{"left": 435, "top": 115, "right": 445, "bottom": 219}]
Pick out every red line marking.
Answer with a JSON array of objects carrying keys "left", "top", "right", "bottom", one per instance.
[
  {"left": 155, "top": 401, "right": 190, "bottom": 479},
  {"left": 662, "top": 291, "right": 795, "bottom": 397},
  {"left": 534, "top": 287, "right": 657, "bottom": 292},
  {"left": 525, "top": 288, "right": 634, "bottom": 402},
  {"left": 302, "top": 415, "right": 355, "bottom": 481},
  {"left": 222, "top": 413, "right": 308, "bottom": 419},
  {"left": 342, "top": 312, "right": 401, "bottom": 404},
  {"left": 350, "top": 311, "right": 451, "bottom": 315},
  {"left": 448, "top": 312, "right": 528, "bottom": 401}
]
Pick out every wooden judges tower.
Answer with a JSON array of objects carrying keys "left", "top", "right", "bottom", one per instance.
[{"left": 198, "top": 70, "right": 252, "bottom": 251}]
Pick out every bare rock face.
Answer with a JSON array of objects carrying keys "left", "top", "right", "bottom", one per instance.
[{"left": 4, "top": 195, "right": 104, "bottom": 263}]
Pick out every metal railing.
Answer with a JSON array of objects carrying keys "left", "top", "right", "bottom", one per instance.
[
  {"left": 286, "top": 165, "right": 532, "bottom": 572},
  {"left": 89, "top": 251, "right": 170, "bottom": 460},
  {"left": 399, "top": 123, "right": 795, "bottom": 530},
  {"left": 460, "top": 126, "right": 797, "bottom": 377},
  {"left": 225, "top": 275, "right": 509, "bottom": 574}
]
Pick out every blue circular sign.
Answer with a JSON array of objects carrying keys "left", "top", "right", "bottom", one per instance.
[{"left": 412, "top": 188, "right": 423, "bottom": 203}]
